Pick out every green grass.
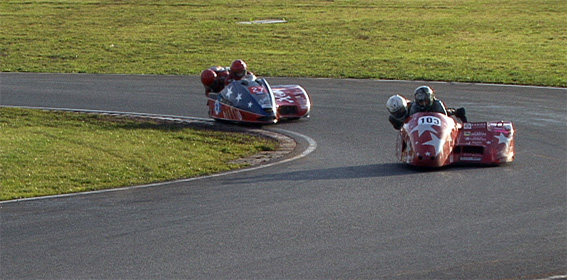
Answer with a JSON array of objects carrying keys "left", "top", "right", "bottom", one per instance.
[
  {"left": 1, "top": 0, "right": 565, "bottom": 86},
  {"left": 0, "top": 108, "right": 277, "bottom": 200}
]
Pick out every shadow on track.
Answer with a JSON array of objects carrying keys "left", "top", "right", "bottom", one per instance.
[
  {"left": 223, "top": 163, "right": 423, "bottom": 185},
  {"left": 222, "top": 161, "right": 505, "bottom": 185}
]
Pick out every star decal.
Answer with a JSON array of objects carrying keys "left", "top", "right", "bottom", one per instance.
[
  {"left": 423, "top": 132, "right": 446, "bottom": 156},
  {"left": 495, "top": 132, "right": 513, "bottom": 152},
  {"left": 495, "top": 133, "right": 510, "bottom": 145},
  {"left": 410, "top": 123, "right": 438, "bottom": 137},
  {"left": 247, "top": 101, "right": 253, "bottom": 108},
  {"left": 214, "top": 99, "right": 222, "bottom": 115},
  {"left": 225, "top": 86, "right": 233, "bottom": 99},
  {"left": 236, "top": 93, "right": 242, "bottom": 103}
]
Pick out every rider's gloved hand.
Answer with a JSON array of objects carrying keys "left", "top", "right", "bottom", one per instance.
[{"left": 456, "top": 107, "right": 467, "bottom": 122}]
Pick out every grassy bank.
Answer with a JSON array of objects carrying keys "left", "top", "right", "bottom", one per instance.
[
  {"left": 0, "top": 108, "right": 277, "bottom": 200},
  {"left": 1, "top": 0, "right": 565, "bottom": 86}
]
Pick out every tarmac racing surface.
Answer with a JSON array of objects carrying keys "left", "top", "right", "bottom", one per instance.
[{"left": 1, "top": 73, "right": 566, "bottom": 279}]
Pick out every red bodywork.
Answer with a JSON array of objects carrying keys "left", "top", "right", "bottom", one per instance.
[
  {"left": 271, "top": 85, "right": 311, "bottom": 120},
  {"left": 396, "top": 112, "right": 515, "bottom": 167}
]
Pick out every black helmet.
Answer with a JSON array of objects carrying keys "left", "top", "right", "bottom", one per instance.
[{"left": 414, "top": 86, "right": 435, "bottom": 111}]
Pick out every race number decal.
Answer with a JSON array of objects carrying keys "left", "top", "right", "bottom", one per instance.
[
  {"left": 248, "top": 86, "right": 266, "bottom": 94},
  {"left": 418, "top": 116, "right": 441, "bottom": 127}
]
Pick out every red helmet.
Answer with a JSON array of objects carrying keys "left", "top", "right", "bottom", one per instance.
[
  {"left": 216, "top": 68, "right": 228, "bottom": 80},
  {"left": 200, "top": 69, "right": 217, "bottom": 88},
  {"left": 230, "top": 59, "right": 247, "bottom": 79}
]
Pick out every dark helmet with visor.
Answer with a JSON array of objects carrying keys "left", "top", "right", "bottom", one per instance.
[{"left": 414, "top": 86, "right": 435, "bottom": 111}]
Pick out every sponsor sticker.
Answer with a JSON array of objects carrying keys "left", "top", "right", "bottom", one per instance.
[
  {"left": 460, "top": 156, "right": 482, "bottom": 161},
  {"left": 464, "top": 131, "right": 487, "bottom": 137},
  {"left": 464, "top": 123, "right": 487, "bottom": 129}
]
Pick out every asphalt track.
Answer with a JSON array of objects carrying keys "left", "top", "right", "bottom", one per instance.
[{"left": 1, "top": 73, "right": 566, "bottom": 279}]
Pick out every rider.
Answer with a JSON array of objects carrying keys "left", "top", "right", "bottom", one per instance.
[
  {"left": 200, "top": 59, "right": 255, "bottom": 95},
  {"left": 386, "top": 94, "right": 412, "bottom": 130},
  {"left": 387, "top": 86, "right": 467, "bottom": 129},
  {"left": 225, "top": 59, "right": 255, "bottom": 85},
  {"left": 408, "top": 85, "right": 468, "bottom": 122},
  {"left": 200, "top": 65, "right": 229, "bottom": 96}
]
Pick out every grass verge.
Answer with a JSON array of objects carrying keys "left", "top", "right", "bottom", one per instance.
[
  {"left": 1, "top": 0, "right": 565, "bottom": 86},
  {"left": 0, "top": 108, "right": 277, "bottom": 201}
]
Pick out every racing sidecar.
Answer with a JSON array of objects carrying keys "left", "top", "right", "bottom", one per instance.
[
  {"left": 396, "top": 112, "right": 515, "bottom": 167},
  {"left": 206, "top": 78, "right": 311, "bottom": 124}
]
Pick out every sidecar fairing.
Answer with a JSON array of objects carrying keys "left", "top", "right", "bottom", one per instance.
[
  {"left": 271, "top": 85, "right": 311, "bottom": 120},
  {"left": 396, "top": 112, "right": 516, "bottom": 167},
  {"left": 206, "top": 78, "right": 311, "bottom": 124},
  {"left": 207, "top": 78, "right": 278, "bottom": 124},
  {"left": 397, "top": 113, "right": 460, "bottom": 167},
  {"left": 454, "top": 121, "right": 515, "bottom": 165}
]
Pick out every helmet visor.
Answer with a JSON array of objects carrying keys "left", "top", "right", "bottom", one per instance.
[
  {"left": 392, "top": 107, "right": 406, "bottom": 119},
  {"left": 234, "top": 70, "right": 246, "bottom": 78},
  {"left": 417, "top": 98, "right": 431, "bottom": 108}
]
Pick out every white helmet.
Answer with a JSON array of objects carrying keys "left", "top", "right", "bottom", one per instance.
[{"left": 386, "top": 95, "right": 408, "bottom": 118}]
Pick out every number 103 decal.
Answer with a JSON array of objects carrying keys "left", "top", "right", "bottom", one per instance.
[{"left": 418, "top": 116, "right": 441, "bottom": 126}]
